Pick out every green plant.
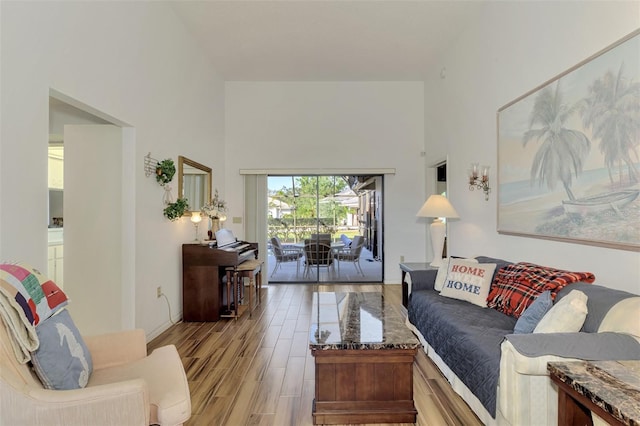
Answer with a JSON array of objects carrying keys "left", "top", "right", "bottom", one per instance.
[
  {"left": 156, "top": 159, "right": 176, "bottom": 186},
  {"left": 163, "top": 198, "right": 189, "bottom": 221}
]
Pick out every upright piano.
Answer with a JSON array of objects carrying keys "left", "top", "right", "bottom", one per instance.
[{"left": 182, "top": 231, "right": 258, "bottom": 321}]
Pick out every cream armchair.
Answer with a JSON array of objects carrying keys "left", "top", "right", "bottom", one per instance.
[{"left": 0, "top": 322, "right": 191, "bottom": 426}]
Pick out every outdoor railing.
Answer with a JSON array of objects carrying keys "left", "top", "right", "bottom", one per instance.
[{"left": 268, "top": 218, "right": 337, "bottom": 243}]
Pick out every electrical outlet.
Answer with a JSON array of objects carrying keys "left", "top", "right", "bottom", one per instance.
[
  {"left": 156, "top": 286, "right": 162, "bottom": 298},
  {"left": 400, "top": 255, "right": 405, "bottom": 263}
]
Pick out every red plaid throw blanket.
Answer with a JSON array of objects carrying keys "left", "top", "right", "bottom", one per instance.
[{"left": 486, "top": 262, "right": 595, "bottom": 318}]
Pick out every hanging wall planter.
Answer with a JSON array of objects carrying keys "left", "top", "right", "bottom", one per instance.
[
  {"left": 156, "top": 159, "right": 176, "bottom": 187},
  {"left": 163, "top": 198, "right": 189, "bottom": 221}
]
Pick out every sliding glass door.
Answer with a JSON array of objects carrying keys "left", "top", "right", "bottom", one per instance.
[{"left": 267, "top": 175, "right": 383, "bottom": 283}]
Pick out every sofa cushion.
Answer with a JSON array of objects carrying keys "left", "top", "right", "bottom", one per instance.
[
  {"left": 598, "top": 297, "right": 640, "bottom": 340},
  {"left": 534, "top": 290, "right": 588, "bottom": 333},
  {"left": 556, "top": 282, "right": 637, "bottom": 333},
  {"left": 486, "top": 262, "right": 595, "bottom": 318},
  {"left": 434, "top": 257, "right": 478, "bottom": 291},
  {"left": 340, "top": 234, "right": 352, "bottom": 247},
  {"left": 513, "top": 290, "right": 553, "bottom": 334},
  {"left": 31, "top": 309, "right": 93, "bottom": 390},
  {"left": 408, "top": 269, "right": 439, "bottom": 292},
  {"left": 408, "top": 289, "right": 516, "bottom": 417},
  {"left": 440, "top": 260, "right": 495, "bottom": 307},
  {"left": 474, "top": 256, "right": 514, "bottom": 283}
]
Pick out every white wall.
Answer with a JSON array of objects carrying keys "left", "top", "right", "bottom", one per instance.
[
  {"left": 225, "top": 82, "right": 426, "bottom": 282},
  {"left": 3, "top": 1, "right": 636, "bottom": 342},
  {"left": 0, "top": 1, "right": 224, "bottom": 338},
  {"left": 424, "top": 1, "right": 640, "bottom": 293},
  {"left": 49, "top": 100, "right": 111, "bottom": 136}
]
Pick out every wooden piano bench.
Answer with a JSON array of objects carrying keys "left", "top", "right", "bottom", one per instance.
[{"left": 223, "top": 259, "right": 263, "bottom": 320}]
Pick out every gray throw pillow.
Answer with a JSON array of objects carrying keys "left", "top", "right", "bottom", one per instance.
[
  {"left": 513, "top": 290, "right": 553, "bottom": 334},
  {"left": 31, "top": 309, "right": 93, "bottom": 390}
]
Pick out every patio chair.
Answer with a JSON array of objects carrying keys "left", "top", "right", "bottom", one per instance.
[
  {"left": 310, "top": 233, "right": 331, "bottom": 242},
  {"left": 334, "top": 235, "right": 365, "bottom": 277},
  {"left": 270, "top": 237, "right": 302, "bottom": 277},
  {"left": 303, "top": 239, "right": 334, "bottom": 277}
]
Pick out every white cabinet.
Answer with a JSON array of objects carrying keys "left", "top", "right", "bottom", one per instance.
[
  {"left": 48, "top": 146, "right": 64, "bottom": 189},
  {"left": 47, "top": 245, "right": 64, "bottom": 287}
]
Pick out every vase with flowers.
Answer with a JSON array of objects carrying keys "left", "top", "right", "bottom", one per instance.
[{"left": 201, "top": 189, "right": 227, "bottom": 238}]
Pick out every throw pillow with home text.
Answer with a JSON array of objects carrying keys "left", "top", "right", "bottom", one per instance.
[{"left": 440, "top": 259, "right": 496, "bottom": 307}]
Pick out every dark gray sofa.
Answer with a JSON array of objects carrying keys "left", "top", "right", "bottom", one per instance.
[{"left": 406, "top": 256, "right": 640, "bottom": 425}]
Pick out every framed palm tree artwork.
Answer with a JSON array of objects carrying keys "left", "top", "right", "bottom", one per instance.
[{"left": 497, "top": 29, "right": 639, "bottom": 251}]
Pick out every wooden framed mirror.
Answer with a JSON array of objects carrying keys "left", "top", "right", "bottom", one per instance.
[{"left": 178, "top": 156, "right": 212, "bottom": 215}]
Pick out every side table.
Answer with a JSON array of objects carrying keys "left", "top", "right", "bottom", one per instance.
[
  {"left": 548, "top": 360, "right": 640, "bottom": 426},
  {"left": 399, "top": 263, "right": 437, "bottom": 308}
]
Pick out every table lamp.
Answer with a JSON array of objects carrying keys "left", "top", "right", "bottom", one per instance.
[
  {"left": 190, "top": 212, "right": 202, "bottom": 241},
  {"left": 416, "top": 195, "right": 459, "bottom": 267}
]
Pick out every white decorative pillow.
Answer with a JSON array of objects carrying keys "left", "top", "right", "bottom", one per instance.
[
  {"left": 440, "top": 259, "right": 496, "bottom": 307},
  {"left": 534, "top": 290, "right": 588, "bottom": 334},
  {"left": 598, "top": 297, "right": 640, "bottom": 342},
  {"left": 434, "top": 257, "right": 478, "bottom": 292}
]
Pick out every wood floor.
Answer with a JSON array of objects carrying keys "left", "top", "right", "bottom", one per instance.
[{"left": 148, "top": 284, "right": 483, "bottom": 426}]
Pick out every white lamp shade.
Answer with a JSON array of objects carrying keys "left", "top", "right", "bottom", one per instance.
[
  {"left": 190, "top": 212, "right": 202, "bottom": 224},
  {"left": 416, "top": 195, "right": 459, "bottom": 218},
  {"left": 417, "top": 195, "right": 459, "bottom": 267}
]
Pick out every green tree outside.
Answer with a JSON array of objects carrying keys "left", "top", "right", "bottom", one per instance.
[{"left": 268, "top": 176, "right": 351, "bottom": 242}]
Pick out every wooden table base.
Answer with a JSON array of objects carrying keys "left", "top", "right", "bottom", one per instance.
[{"left": 311, "top": 348, "right": 418, "bottom": 425}]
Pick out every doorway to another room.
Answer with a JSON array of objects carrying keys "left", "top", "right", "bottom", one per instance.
[
  {"left": 47, "top": 92, "right": 135, "bottom": 336},
  {"left": 435, "top": 161, "right": 449, "bottom": 258},
  {"left": 267, "top": 175, "right": 383, "bottom": 283}
]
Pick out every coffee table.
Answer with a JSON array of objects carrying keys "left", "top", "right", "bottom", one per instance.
[{"left": 309, "top": 291, "right": 421, "bottom": 425}]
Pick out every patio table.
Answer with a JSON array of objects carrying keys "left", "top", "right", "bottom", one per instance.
[{"left": 293, "top": 242, "right": 345, "bottom": 278}]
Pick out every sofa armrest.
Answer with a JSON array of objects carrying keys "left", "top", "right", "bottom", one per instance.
[
  {"left": 497, "top": 333, "right": 640, "bottom": 425},
  {"left": 409, "top": 269, "right": 438, "bottom": 293},
  {"left": 501, "top": 339, "right": 581, "bottom": 376},
  {"left": 84, "top": 329, "right": 147, "bottom": 370},
  {"left": 498, "top": 340, "right": 568, "bottom": 425},
  {"left": 501, "top": 332, "right": 640, "bottom": 375}
]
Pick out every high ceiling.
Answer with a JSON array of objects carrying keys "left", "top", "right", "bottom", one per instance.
[{"left": 169, "top": 1, "right": 487, "bottom": 81}]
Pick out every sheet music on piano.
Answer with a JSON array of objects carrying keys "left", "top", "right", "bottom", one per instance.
[
  {"left": 215, "top": 229, "right": 236, "bottom": 247},
  {"left": 214, "top": 229, "right": 251, "bottom": 252}
]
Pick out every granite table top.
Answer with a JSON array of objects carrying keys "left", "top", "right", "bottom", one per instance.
[
  {"left": 309, "top": 291, "right": 421, "bottom": 351},
  {"left": 547, "top": 360, "right": 640, "bottom": 426}
]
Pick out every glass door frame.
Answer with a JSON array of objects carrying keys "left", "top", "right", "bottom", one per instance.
[{"left": 267, "top": 174, "right": 383, "bottom": 284}]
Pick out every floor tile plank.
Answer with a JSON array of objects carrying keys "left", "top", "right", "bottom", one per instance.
[{"left": 149, "top": 283, "right": 483, "bottom": 426}]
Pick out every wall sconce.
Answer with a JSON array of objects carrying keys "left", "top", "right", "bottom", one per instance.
[
  {"left": 469, "top": 163, "right": 491, "bottom": 200},
  {"left": 190, "top": 212, "right": 202, "bottom": 241}
]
